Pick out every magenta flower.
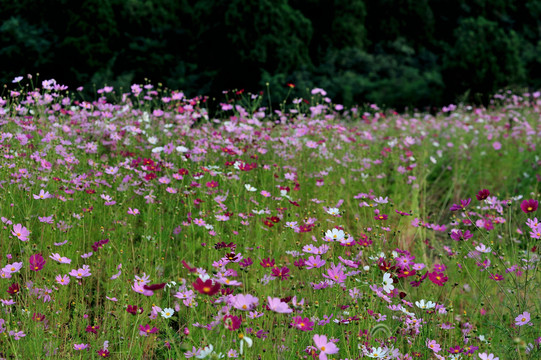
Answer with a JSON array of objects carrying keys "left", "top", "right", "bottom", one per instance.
[
  {"left": 12, "top": 224, "right": 30, "bottom": 241},
  {"left": 428, "top": 272, "right": 448, "bottom": 286},
  {"left": 267, "top": 297, "right": 293, "bottom": 313},
  {"left": 29, "top": 253, "right": 46, "bottom": 271},
  {"left": 515, "top": 311, "right": 531, "bottom": 326},
  {"left": 521, "top": 199, "right": 538, "bottom": 213},
  {"left": 138, "top": 324, "right": 158, "bottom": 336},
  {"left": 222, "top": 314, "right": 242, "bottom": 331},
  {"left": 489, "top": 273, "right": 504, "bottom": 281},
  {"left": 322, "top": 264, "right": 347, "bottom": 283},
  {"left": 450, "top": 198, "right": 471, "bottom": 211},
  {"left": 450, "top": 229, "right": 473, "bottom": 241},
  {"left": 291, "top": 316, "right": 314, "bottom": 331},
  {"left": 271, "top": 266, "right": 290, "bottom": 280},
  {"left": 313, "top": 334, "right": 339, "bottom": 360}
]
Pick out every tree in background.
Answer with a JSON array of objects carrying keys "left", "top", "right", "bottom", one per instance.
[{"left": 1, "top": 0, "right": 540, "bottom": 109}]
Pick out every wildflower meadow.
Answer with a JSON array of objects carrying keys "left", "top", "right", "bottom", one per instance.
[{"left": 0, "top": 77, "right": 540, "bottom": 359}]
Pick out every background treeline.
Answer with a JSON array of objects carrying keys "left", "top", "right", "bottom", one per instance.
[{"left": 1, "top": 0, "right": 540, "bottom": 109}]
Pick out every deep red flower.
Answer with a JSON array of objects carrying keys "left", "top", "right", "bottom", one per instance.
[
  {"left": 476, "top": 189, "right": 490, "bottom": 201},
  {"left": 143, "top": 283, "right": 166, "bottom": 291},
  {"left": 33, "top": 313, "right": 45, "bottom": 322},
  {"left": 7, "top": 283, "right": 20, "bottom": 295},
  {"left": 192, "top": 278, "right": 220, "bottom": 296},
  {"left": 521, "top": 199, "right": 538, "bottom": 213},
  {"left": 127, "top": 305, "right": 143, "bottom": 315},
  {"left": 97, "top": 349, "right": 110, "bottom": 358}
]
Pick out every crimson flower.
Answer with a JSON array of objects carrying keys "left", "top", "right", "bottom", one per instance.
[
  {"left": 32, "top": 313, "right": 45, "bottom": 322},
  {"left": 271, "top": 266, "right": 290, "bottom": 280},
  {"left": 521, "top": 199, "right": 538, "bottom": 213},
  {"left": 86, "top": 325, "right": 99, "bottom": 334},
  {"left": 127, "top": 305, "right": 143, "bottom": 315},
  {"left": 7, "top": 283, "right": 20, "bottom": 295},
  {"left": 143, "top": 283, "right": 166, "bottom": 291},
  {"left": 476, "top": 189, "right": 490, "bottom": 201},
  {"left": 29, "top": 253, "right": 46, "bottom": 271},
  {"left": 192, "top": 278, "right": 220, "bottom": 296},
  {"left": 428, "top": 272, "right": 448, "bottom": 286},
  {"left": 97, "top": 349, "right": 110, "bottom": 358},
  {"left": 374, "top": 214, "right": 388, "bottom": 220}
]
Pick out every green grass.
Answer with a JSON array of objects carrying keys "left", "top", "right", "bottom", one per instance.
[{"left": 0, "top": 81, "right": 539, "bottom": 359}]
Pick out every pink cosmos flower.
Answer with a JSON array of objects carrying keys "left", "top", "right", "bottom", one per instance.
[
  {"left": 49, "top": 253, "right": 72, "bottom": 264},
  {"left": 313, "top": 334, "right": 339, "bottom": 360},
  {"left": 515, "top": 311, "right": 531, "bottom": 326},
  {"left": 55, "top": 274, "right": 70, "bottom": 285},
  {"left": 33, "top": 189, "right": 52, "bottom": 199},
  {"left": 69, "top": 265, "right": 91, "bottom": 279},
  {"left": 231, "top": 294, "right": 259, "bottom": 311},
  {"left": 2, "top": 262, "right": 23, "bottom": 274},
  {"left": 12, "top": 224, "right": 30, "bottom": 241},
  {"left": 127, "top": 207, "right": 140, "bottom": 215},
  {"left": 426, "top": 339, "right": 441, "bottom": 353},
  {"left": 267, "top": 297, "right": 293, "bottom": 313},
  {"left": 478, "top": 353, "right": 499, "bottom": 360}
]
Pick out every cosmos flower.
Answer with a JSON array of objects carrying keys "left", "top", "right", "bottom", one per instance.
[
  {"left": 12, "top": 224, "right": 30, "bottom": 242},
  {"left": 267, "top": 297, "right": 293, "bottom": 313},
  {"left": 515, "top": 311, "right": 531, "bottom": 326},
  {"left": 313, "top": 334, "right": 339, "bottom": 360},
  {"left": 521, "top": 199, "right": 538, "bottom": 213}
]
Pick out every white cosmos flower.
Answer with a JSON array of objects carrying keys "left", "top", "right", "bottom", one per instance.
[
  {"left": 245, "top": 184, "right": 257, "bottom": 192},
  {"left": 160, "top": 308, "right": 175, "bottom": 318},
  {"left": 325, "top": 228, "right": 345, "bottom": 242},
  {"left": 475, "top": 243, "right": 492, "bottom": 253},
  {"left": 382, "top": 272, "right": 394, "bottom": 293},
  {"left": 415, "top": 299, "right": 436, "bottom": 309},
  {"left": 326, "top": 207, "right": 340, "bottom": 216}
]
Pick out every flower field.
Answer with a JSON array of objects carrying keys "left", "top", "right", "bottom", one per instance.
[{"left": 0, "top": 78, "right": 540, "bottom": 359}]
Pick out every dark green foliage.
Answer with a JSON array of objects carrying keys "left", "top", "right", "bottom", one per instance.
[
  {"left": 442, "top": 17, "right": 525, "bottom": 102},
  {"left": 0, "top": 0, "right": 540, "bottom": 109}
]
